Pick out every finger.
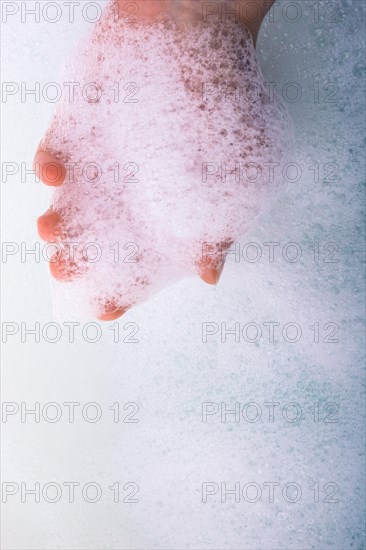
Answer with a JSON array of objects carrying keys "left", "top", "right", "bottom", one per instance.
[
  {"left": 37, "top": 209, "right": 63, "bottom": 242},
  {"left": 33, "top": 144, "right": 66, "bottom": 186},
  {"left": 197, "top": 240, "right": 233, "bottom": 286},
  {"left": 199, "top": 262, "right": 225, "bottom": 285},
  {"left": 49, "top": 253, "right": 82, "bottom": 282},
  {"left": 98, "top": 301, "right": 130, "bottom": 321}
]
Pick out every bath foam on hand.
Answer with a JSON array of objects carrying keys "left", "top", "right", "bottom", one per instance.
[{"left": 42, "top": 6, "right": 292, "bottom": 318}]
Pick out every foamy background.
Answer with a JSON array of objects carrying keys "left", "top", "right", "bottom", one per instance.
[{"left": 1, "top": 1, "right": 365, "bottom": 549}]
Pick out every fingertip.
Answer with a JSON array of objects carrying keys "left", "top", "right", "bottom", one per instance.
[
  {"left": 36, "top": 209, "right": 62, "bottom": 242},
  {"left": 199, "top": 265, "right": 224, "bottom": 286},
  {"left": 49, "top": 255, "right": 78, "bottom": 282},
  {"left": 198, "top": 240, "right": 232, "bottom": 285},
  {"left": 98, "top": 306, "right": 130, "bottom": 321},
  {"left": 34, "top": 150, "right": 66, "bottom": 186}
]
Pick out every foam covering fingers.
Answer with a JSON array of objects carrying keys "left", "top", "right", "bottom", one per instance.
[{"left": 40, "top": 15, "right": 292, "bottom": 318}]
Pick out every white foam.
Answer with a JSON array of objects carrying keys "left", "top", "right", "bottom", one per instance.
[{"left": 42, "top": 10, "right": 293, "bottom": 318}]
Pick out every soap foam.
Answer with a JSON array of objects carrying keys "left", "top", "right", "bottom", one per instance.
[{"left": 42, "top": 6, "right": 293, "bottom": 318}]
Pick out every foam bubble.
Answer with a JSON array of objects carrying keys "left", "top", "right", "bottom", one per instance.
[{"left": 42, "top": 9, "right": 293, "bottom": 318}]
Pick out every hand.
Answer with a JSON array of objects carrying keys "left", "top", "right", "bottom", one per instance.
[
  {"left": 34, "top": 146, "right": 231, "bottom": 320},
  {"left": 34, "top": 0, "right": 275, "bottom": 320}
]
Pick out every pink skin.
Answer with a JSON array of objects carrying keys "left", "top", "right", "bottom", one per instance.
[{"left": 35, "top": 0, "right": 275, "bottom": 320}]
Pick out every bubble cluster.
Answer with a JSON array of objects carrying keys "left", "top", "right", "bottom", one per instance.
[{"left": 42, "top": 9, "right": 292, "bottom": 317}]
